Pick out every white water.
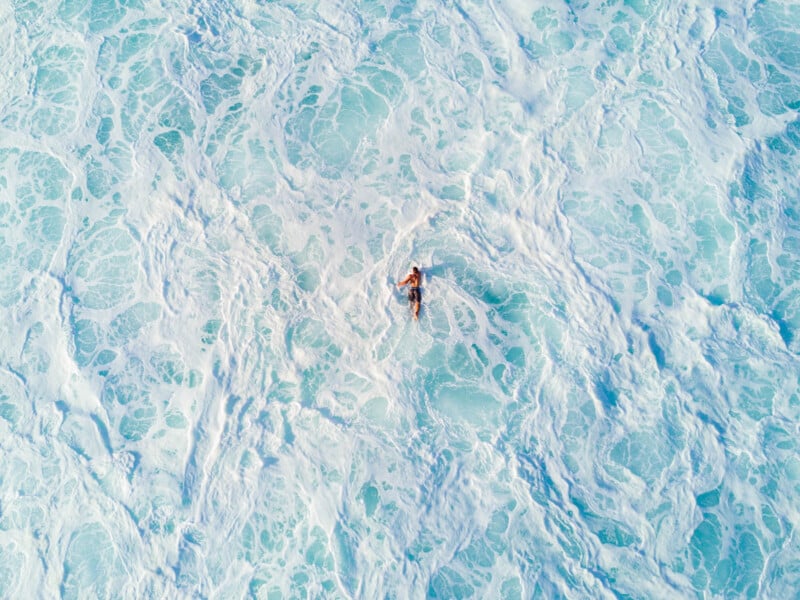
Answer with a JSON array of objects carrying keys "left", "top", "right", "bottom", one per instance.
[{"left": 2, "top": 0, "right": 800, "bottom": 597}]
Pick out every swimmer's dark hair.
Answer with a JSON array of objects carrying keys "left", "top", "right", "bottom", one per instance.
[{"left": 412, "top": 266, "right": 420, "bottom": 274}]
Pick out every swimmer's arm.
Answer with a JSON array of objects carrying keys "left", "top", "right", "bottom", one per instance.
[{"left": 397, "top": 275, "right": 412, "bottom": 287}]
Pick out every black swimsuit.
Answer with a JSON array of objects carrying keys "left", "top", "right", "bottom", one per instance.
[{"left": 408, "top": 286, "right": 421, "bottom": 303}]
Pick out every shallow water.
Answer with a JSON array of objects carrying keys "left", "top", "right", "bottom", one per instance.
[{"left": 1, "top": 0, "right": 800, "bottom": 597}]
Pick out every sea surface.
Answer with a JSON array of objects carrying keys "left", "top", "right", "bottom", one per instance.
[{"left": 2, "top": 0, "right": 800, "bottom": 597}]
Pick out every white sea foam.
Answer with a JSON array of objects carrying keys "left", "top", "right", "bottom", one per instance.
[{"left": 1, "top": 0, "right": 799, "bottom": 597}]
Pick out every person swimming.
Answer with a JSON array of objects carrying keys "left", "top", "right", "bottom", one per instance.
[{"left": 397, "top": 266, "right": 421, "bottom": 320}]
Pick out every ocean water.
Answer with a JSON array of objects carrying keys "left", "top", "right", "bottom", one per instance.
[{"left": 1, "top": 0, "right": 800, "bottom": 597}]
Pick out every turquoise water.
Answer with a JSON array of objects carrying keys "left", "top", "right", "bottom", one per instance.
[{"left": 1, "top": 0, "right": 800, "bottom": 597}]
